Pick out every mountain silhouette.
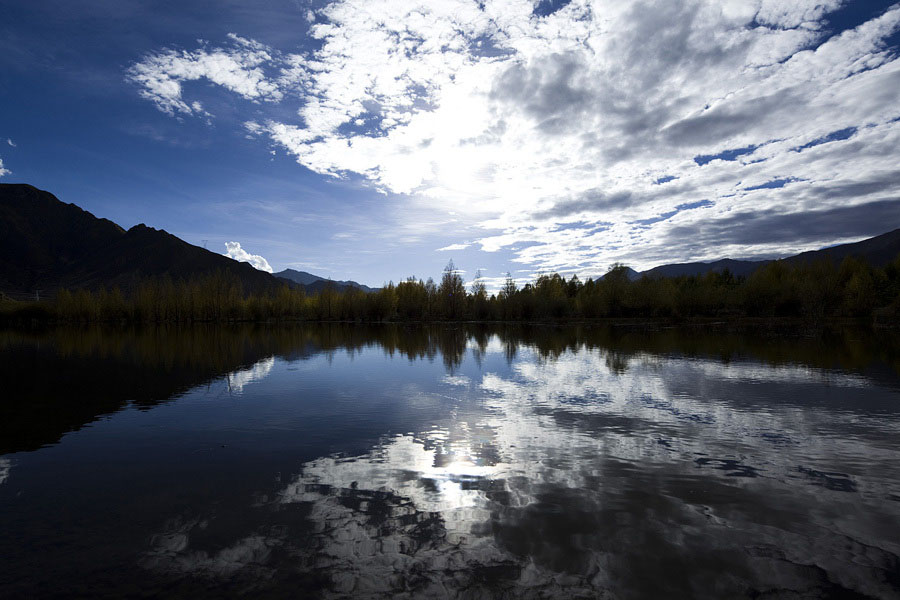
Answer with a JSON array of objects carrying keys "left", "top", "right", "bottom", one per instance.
[
  {"left": 642, "top": 258, "right": 764, "bottom": 279},
  {"left": 275, "top": 268, "right": 376, "bottom": 293},
  {"left": 639, "top": 229, "right": 900, "bottom": 279},
  {"left": 3, "top": 183, "right": 899, "bottom": 296},
  {"left": 1, "top": 184, "right": 306, "bottom": 295}
]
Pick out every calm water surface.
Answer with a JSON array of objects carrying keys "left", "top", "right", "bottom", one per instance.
[{"left": 2, "top": 324, "right": 900, "bottom": 599}]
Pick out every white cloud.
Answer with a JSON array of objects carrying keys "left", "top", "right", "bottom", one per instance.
[
  {"left": 0, "top": 158, "right": 9, "bottom": 177},
  {"left": 127, "top": 34, "right": 282, "bottom": 117},
  {"left": 223, "top": 241, "right": 274, "bottom": 272},
  {"left": 131, "top": 2, "right": 900, "bottom": 273},
  {"left": 436, "top": 242, "right": 471, "bottom": 251},
  {"left": 6, "top": 138, "right": 14, "bottom": 147}
]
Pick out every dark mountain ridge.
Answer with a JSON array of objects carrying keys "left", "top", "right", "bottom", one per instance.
[
  {"left": 1, "top": 184, "right": 287, "bottom": 295},
  {"left": 638, "top": 229, "right": 900, "bottom": 279},
  {"left": 782, "top": 229, "right": 900, "bottom": 268},
  {"left": 275, "top": 268, "right": 376, "bottom": 293},
  {"left": 2, "top": 183, "right": 898, "bottom": 297},
  {"left": 642, "top": 258, "right": 764, "bottom": 279}
]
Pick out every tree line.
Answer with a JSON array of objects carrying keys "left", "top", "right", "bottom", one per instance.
[
  {"left": 6, "top": 321, "right": 899, "bottom": 383},
  {"left": 2, "top": 255, "right": 899, "bottom": 324}
]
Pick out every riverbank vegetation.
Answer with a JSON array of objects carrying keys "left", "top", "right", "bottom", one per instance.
[{"left": 2, "top": 256, "right": 900, "bottom": 325}]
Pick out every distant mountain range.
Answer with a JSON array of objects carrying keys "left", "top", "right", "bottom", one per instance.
[
  {"left": 2, "top": 183, "right": 898, "bottom": 297},
  {"left": 634, "top": 229, "right": 900, "bottom": 280},
  {"left": 0, "top": 184, "right": 371, "bottom": 297},
  {"left": 275, "top": 268, "right": 376, "bottom": 293}
]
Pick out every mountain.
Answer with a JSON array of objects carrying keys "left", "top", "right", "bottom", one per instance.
[
  {"left": 638, "top": 229, "right": 900, "bottom": 279},
  {"left": 782, "top": 229, "right": 900, "bottom": 268},
  {"left": 275, "top": 268, "right": 377, "bottom": 293},
  {"left": 0, "top": 183, "right": 126, "bottom": 294},
  {"left": 642, "top": 258, "right": 763, "bottom": 279},
  {"left": 273, "top": 268, "right": 322, "bottom": 286},
  {"left": 599, "top": 266, "right": 642, "bottom": 281},
  {"left": 0, "top": 184, "right": 287, "bottom": 296},
  {"left": 4, "top": 183, "right": 898, "bottom": 297}
]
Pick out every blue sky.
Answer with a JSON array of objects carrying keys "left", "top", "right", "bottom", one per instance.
[{"left": 1, "top": 0, "right": 899, "bottom": 289}]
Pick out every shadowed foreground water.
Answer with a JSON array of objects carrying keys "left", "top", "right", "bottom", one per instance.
[{"left": 2, "top": 324, "right": 900, "bottom": 599}]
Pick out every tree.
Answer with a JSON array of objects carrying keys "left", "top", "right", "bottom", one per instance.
[
  {"left": 470, "top": 269, "right": 488, "bottom": 320},
  {"left": 424, "top": 277, "right": 438, "bottom": 319},
  {"left": 397, "top": 276, "right": 427, "bottom": 320},
  {"left": 500, "top": 272, "right": 517, "bottom": 299},
  {"left": 600, "top": 263, "right": 632, "bottom": 317},
  {"left": 566, "top": 274, "right": 582, "bottom": 298},
  {"left": 470, "top": 269, "right": 487, "bottom": 298},
  {"left": 439, "top": 260, "right": 466, "bottom": 319}
]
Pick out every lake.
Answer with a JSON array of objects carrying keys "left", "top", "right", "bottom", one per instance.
[{"left": 2, "top": 324, "right": 899, "bottom": 598}]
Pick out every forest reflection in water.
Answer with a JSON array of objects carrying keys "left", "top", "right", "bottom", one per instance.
[{"left": 1, "top": 323, "right": 900, "bottom": 598}]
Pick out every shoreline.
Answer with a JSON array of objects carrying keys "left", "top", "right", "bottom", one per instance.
[{"left": 0, "top": 315, "right": 888, "bottom": 330}]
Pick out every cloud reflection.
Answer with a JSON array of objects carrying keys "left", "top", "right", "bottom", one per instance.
[
  {"left": 225, "top": 356, "right": 275, "bottom": 393},
  {"left": 143, "top": 515, "right": 277, "bottom": 580},
  {"left": 141, "top": 334, "right": 900, "bottom": 598},
  {"left": 0, "top": 458, "right": 11, "bottom": 486}
]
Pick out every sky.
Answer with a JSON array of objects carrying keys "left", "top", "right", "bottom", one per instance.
[{"left": 1, "top": 0, "right": 899, "bottom": 290}]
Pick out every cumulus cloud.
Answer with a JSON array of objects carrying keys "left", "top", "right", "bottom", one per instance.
[
  {"left": 0, "top": 158, "right": 9, "bottom": 177},
  {"left": 223, "top": 241, "right": 274, "bottom": 272},
  {"left": 6, "top": 138, "right": 14, "bottom": 147},
  {"left": 131, "top": 1, "right": 900, "bottom": 273},
  {"left": 127, "top": 34, "right": 282, "bottom": 117}
]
